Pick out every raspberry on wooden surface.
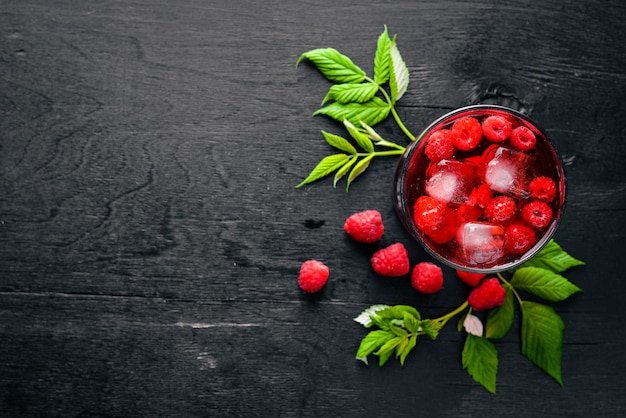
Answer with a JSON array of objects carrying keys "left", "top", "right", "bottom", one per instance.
[
  {"left": 298, "top": 260, "right": 329, "bottom": 293},
  {"left": 344, "top": 210, "right": 384, "bottom": 243},
  {"left": 370, "top": 243, "right": 410, "bottom": 277}
]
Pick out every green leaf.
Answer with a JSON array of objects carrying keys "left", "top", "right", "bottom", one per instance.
[
  {"left": 462, "top": 334, "right": 498, "bottom": 393},
  {"left": 344, "top": 119, "right": 374, "bottom": 153},
  {"left": 399, "top": 333, "right": 417, "bottom": 365},
  {"left": 373, "top": 26, "right": 392, "bottom": 85},
  {"left": 313, "top": 98, "right": 391, "bottom": 127},
  {"left": 388, "top": 38, "right": 409, "bottom": 103},
  {"left": 370, "top": 314, "right": 391, "bottom": 331},
  {"left": 296, "top": 153, "right": 350, "bottom": 187},
  {"left": 360, "top": 121, "right": 384, "bottom": 143},
  {"left": 375, "top": 336, "right": 403, "bottom": 366},
  {"left": 418, "top": 319, "right": 441, "bottom": 340},
  {"left": 321, "top": 131, "right": 357, "bottom": 154},
  {"left": 403, "top": 311, "right": 420, "bottom": 334},
  {"left": 515, "top": 239, "right": 585, "bottom": 273},
  {"left": 333, "top": 155, "right": 357, "bottom": 187},
  {"left": 389, "top": 321, "right": 408, "bottom": 338},
  {"left": 356, "top": 330, "right": 395, "bottom": 363},
  {"left": 322, "top": 82, "right": 379, "bottom": 104},
  {"left": 346, "top": 154, "right": 374, "bottom": 190},
  {"left": 354, "top": 304, "right": 390, "bottom": 327},
  {"left": 486, "top": 287, "right": 515, "bottom": 339},
  {"left": 377, "top": 305, "right": 421, "bottom": 321},
  {"left": 511, "top": 267, "right": 582, "bottom": 302},
  {"left": 520, "top": 301, "right": 564, "bottom": 385},
  {"left": 297, "top": 48, "right": 366, "bottom": 84}
]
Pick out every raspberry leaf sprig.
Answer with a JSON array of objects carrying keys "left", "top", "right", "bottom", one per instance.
[
  {"left": 296, "top": 26, "right": 414, "bottom": 189},
  {"left": 355, "top": 240, "right": 584, "bottom": 393},
  {"left": 295, "top": 120, "right": 405, "bottom": 190}
]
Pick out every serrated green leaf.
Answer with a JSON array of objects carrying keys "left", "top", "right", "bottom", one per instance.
[
  {"left": 297, "top": 48, "right": 366, "bottom": 84},
  {"left": 418, "top": 319, "right": 441, "bottom": 340},
  {"left": 321, "top": 131, "right": 357, "bottom": 154},
  {"left": 313, "top": 98, "right": 391, "bottom": 127},
  {"left": 511, "top": 267, "right": 582, "bottom": 302},
  {"left": 354, "top": 304, "right": 390, "bottom": 327},
  {"left": 356, "top": 330, "right": 395, "bottom": 362},
  {"left": 389, "top": 321, "right": 408, "bottom": 338},
  {"left": 322, "top": 82, "right": 379, "bottom": 104},
  {"left": 377, "top": 305, "right": 421, "bottom": 321},
  {"left": 395, "top": 335, "right": 409, "bottom": 360},
  {"left": 403, "top": 312, "right": 420, "bottom": 334},
  {"left": 333, "top": 155, "right": 357, "bottom": 187},
  {"left": 370, "top": 314, "right": 391, "bottom": 331},
  {"left": 346, "top": 154, "right": 374, "bottom": 190},
  {"left": 520, "top": 301, "right": 564, "bottom": 385},
  {"left": 296, "top": 153, "right": 350, "bottom": 188},
  {"left": 462, "top": 334, "right": 498, "bottom": 393},
  {"left": 399, "top": 333, "right": 417, "bottom": 366},
  {"left": 344, "top": 119, "right": 374, "bottom": 153},
  {"left": 375, "top": 336, "right": 403, "bottom": 366},
  {"left": 360, "top": 121, "right": 384, "bottom": 143},
  {"left": 374, "top": 26, "right": 392, "bottom": 85},
  {"left": 515, "top": 239, "right": 585, "bottom": 273},
  {"left": 388, "top": 38, "right": 409, "bottom": 103},
  {"left": 486, "top": 287, "right": 515, "bottom": 339}
]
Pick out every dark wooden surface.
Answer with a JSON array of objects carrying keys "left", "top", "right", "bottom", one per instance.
[{"left": 1, "top": 0, "right": 625, "bottom": 416}]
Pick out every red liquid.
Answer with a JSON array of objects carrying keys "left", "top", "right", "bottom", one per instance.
[{"left": 395, "top": 106, "right": 566, "bottom": 272}]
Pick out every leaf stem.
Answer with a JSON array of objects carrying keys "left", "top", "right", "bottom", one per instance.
[
  {"left": 365, "top": 77, "right": 416, "bottom": 142},
  {"left": 497, "top": 272, "right": 523, "bottom": 305},
  {"left": 390, "top": 106, "right": 416, "bottom": 142},
  {"left": 356, "top": 149, "right": 405, "bottom": 158},
  {"left": 433, "top": 300, "right": 469, "bottom": 327}
]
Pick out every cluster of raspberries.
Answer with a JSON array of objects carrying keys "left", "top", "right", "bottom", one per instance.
[{"left": 298, "top": 209, "right": 506, "bottom": 311}]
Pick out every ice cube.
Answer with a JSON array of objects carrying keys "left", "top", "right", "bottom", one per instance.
[
  {"left": 483, "top": 146, "right": 532, "bottom": 198},
  {"left": 425, "top": 159, "right": 479, "bottom": 204},
  {"left": 456, "top": 222, "right": 505, "bottom": 265}
]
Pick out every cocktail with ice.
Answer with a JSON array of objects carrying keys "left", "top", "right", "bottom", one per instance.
[{"left": 394, "top": 105, "right": 566, "bottom": 272}]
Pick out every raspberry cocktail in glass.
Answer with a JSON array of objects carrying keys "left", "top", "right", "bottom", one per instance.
[{"left": 394, "top": 105, "right": 566, "bottom": 273}]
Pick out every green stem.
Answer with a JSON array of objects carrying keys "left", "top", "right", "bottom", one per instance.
[
  {"left": 365, "top": 77, "right": 416, "bottom": 142},
  {"left": 356, "top": 149, "right": 405, "bottom": 158},
  {"left": 390, "top": 106, "right": 416, "bottom": 142},
  {"left": 497, "top": 272, "right": 523, "bottom": 305},
  {"left": 432, "top": 300, "right": 469, "bottom": 327}
]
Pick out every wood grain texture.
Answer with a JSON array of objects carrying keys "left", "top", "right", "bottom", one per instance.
[{"left": 1, "top": 0, "right": 625, "bottom": 416}]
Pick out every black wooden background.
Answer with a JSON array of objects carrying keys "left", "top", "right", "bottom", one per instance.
[{"left": 1, "top": 0, "right": 625, "bottom": 416}]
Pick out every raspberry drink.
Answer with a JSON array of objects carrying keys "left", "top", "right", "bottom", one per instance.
[{"left": 394, "top": 105, "right": 566, "bottom": 272}]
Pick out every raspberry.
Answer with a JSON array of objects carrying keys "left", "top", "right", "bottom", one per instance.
[
  {"left": 370, "top": 243, "right": 410, "bottom": 277},
  {"left": 456, "top": 204, "right": 482, "bottom": 224},
  {"left": 468, "top": 184, "right": 493, "bottom": 208},
  {"left": 529, "top": 176, "right": 557, "bottom": 202},
  {"left": 426, "top": 209, "right": 457, "bottom": 244},
  {"left": 521, "top": 200, "right": 553, "bottom": 229},
  {"left": 504, "top": 222, "right": 536, "bottom": 254},
  {"left": 481, "top": 115, "right": 512, "bottom": 142},
  {"left": 413, "top": 196, "right": 447, "bottom": 234},
  {"left": 451, "top": 117, "right": 482, "bottom": 151},
  {"left": 344, "top": 210, "right": 384, "bottom": 243},
  {"left": 468, "top": 278, "right": 506, "bottom": 311},
  {"left": 484, "top": 196, "right": 517, "bottom": 224},
  {"left": 411, "top": 262, "right": 443, "bottom": 294},
  {"left": 509, "top": 126, "right": 536, "bottom": 151},
  {"left": 298, "top": 260, "right": 329, "bottom": 293},
  {"left": 425, "top": 129, "right": 455, "bottom": 161},
  {"left": 456, "top": 270, "right": 486, "bottom": 287}
]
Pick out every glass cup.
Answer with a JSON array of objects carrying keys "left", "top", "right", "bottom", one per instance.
[{"left": 394, "top": 105, "right": 566, "bottom": 273}]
